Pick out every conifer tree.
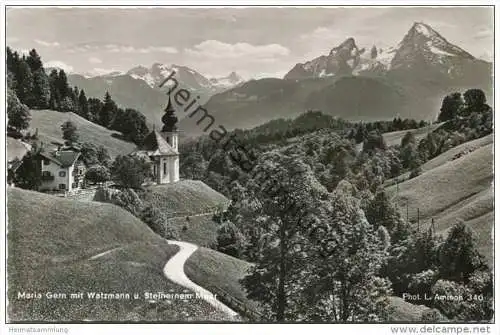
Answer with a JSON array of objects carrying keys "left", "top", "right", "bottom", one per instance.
[
  {"left": 78, "top": 89, "right": 89, "bottom": 119},
  {"left": 15, "top": 59, "right": 34, "bottom": 106},
  {"left": 26, "top": 49, "right": 43, "bottom": 72},
  {"left": 99, "top": 91, "right": 117, "bottom": 128}
]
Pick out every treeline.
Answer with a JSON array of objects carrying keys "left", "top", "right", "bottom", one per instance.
[{"left": 6, "top": 47, "right": 149, "bottom": 145}]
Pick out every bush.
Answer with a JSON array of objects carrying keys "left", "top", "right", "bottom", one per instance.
[
  {"left": 111, "top": 155, "right": 151, "bottom": 189},
  {"left": 420, "top": 309, "right": 447, "bottom": 322},
  {"left": 85, "top": 165, "right": 110, "bottom": 184},
  {"left": 409, "top": 167, "right": 422, "bottom": 179},
  {"left": 216, "top": 221, "right": 245, "bottom": 258}
]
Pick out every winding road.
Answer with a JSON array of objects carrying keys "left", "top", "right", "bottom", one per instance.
[{"left": 163, "top": 240, "right": 238, "bottom": 318}]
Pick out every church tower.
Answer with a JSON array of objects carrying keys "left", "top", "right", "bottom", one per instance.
[
  {"left": 131, "top": 94, "right": 180, "bottom": 184},
  {"left": 161, "top": 96, "right": 179, "bottom": 151}
]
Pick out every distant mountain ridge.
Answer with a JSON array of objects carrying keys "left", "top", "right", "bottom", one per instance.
[
  {"left": 285, "top": 22, "right": 485, "bottom": 80},
  {"left": 67, "top": 63, "right": 244, "bottom": 126},
  {"left": 127, "top": 63, "right": 244, "bottom": 95},
  {"left": 178, "top": 22, "right": 492, "bottom": 137}
]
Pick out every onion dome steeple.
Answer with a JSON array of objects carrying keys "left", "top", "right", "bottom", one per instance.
[{"left": 161, "top": 95, "right": 178, "bottom": 132}]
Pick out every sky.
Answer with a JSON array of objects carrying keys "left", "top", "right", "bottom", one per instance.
[{"left": 6, "top": 7, "right": 494, "bottom": 79}]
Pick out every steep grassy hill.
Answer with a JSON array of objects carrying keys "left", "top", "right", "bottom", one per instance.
[
  {"left": 28, "top": 109, "right": 136, "bottom": 157},
  {"left": 184, "top": 247, "right": 260, "bottom": 314},
  {"left": 382, "top": 122, "right": 443, "bottom": 147},
  {"left": 7, "top": 188, "right": 230, "bottom": 322},
  {"left": 385, "top": 134, "right": 493, "bottom": 187},
  {"left": 169, "top": 214, "right": 219, "bottom": 247},
  {"left": 386, "top": 142, "right": 493, "bottom": 264},
  {"left": 142, "top": 180, "right": 230, "bottom": 217}
]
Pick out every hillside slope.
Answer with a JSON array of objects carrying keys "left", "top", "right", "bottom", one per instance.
[
  {"left": 386, "top": 142, "right": 493, "bottom": 264},
  {"left": 7, "top": 188, "right": 229, "bottom": 321},
  {"left": 29, "top": 109, "right": 136, "bottom": 157},
  {"left": 142, "top": 180, "right": 230, "bottom": 217},
  {"left": 385, "top": 134, "right": 493, "bottom": 186}
]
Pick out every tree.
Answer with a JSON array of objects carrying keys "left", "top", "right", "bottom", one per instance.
[
  {"left": 240, "top": 152, "right": 329, "bottom": 321},
  {"left": 87, "top": 97, "right": 103, "bottom": 123},
  {"left": 14, "top": 144, "right": 42, "bottom": 190},
  {"left": 301, "top": 188, "right": 391, "bottom": 321},
  {"left": 216, "top": 221, "right": 245, "bottom": 258},
  {"left": 438, "top": 221, "right": 487, "bottom": 283},
  {"left": 15, "top": 59, "right": 34, "bottom": 106},
  {"left": 384, "top": 229, "right": 441, "bottom": 297},
  {"left": 364, "top": 191, "right": 400, "bottom": 233},
  {"left": 26, "top": 49, "right": 43, "bottom": 72},
  {"left": 109, "top": 188, "right": 144, "bottom": 217},
  {"left": 363, "top": 130, "right": 386, "bottom": 153},
  {"left": 78, "top": 89, "right": 89, "bottom": 119},
  {"left": 462, "top": 89, "right": 491, "bottom": 116},
  {"left": 401, "top": 131, "right": 415, "bottom": 148},
  {"left": 48, "top": 69, "right": 61, "bottom": 110},
  {"left": 111, "top": 108, "right": 149, "bottom": 144},
  {"left": 97, "top": 146, "right": 112, "bottom": 168},
  {"left": 140, "top": 205, "right": 179, "bottom": 239},
  {"left": 32, "top": 69, "right": 51, "bottom": 109},
  {"left": 59, "top": 96, "right": 76, "bottom": 113},
  {"left": 111, "top": 155, "right": 151, "bottom": 189},
  {"left": 438, "top": 92, "right": 463, "bottom": 122},
  {"left": 99, "top": 91, "right": 118, "bottom": 128},
  {"left": 7, "top": 89, "right": 31, "bottom": 131},
  {"left": 55, "top": 69, "right": 70, "bottom": 98},
  {"left": 370, "top": 45, "right": 378, "bottom": 59},
  {"left": 85, "top": 165, "right": 110, "bottom": 184},
  {"left": 61, "top": 121, "right": 79, "bottom": 144}
]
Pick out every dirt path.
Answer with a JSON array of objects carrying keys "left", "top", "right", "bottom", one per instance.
[{"left": 163, "top": 240, "right": 238, "bottom": 318}]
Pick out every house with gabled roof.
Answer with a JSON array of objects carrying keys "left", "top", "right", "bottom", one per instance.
[
  {"left": 39, "top": 148, "right": 86, "bottom": 193},
  {"left": 131, "top": 96, "right": 180, "bottom": 184}
]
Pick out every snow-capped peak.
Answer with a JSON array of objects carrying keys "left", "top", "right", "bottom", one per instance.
[
  {"left": 412, "top": 22, "right": 435, "bottom": 38},
  {"left": 210, "top": 71, "right": 245, "bottom": 89}
]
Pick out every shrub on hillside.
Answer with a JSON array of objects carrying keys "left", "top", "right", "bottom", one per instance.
[
  {"left": 140, "top": 205, "right": 179, "bottom": 239},
  {"left": 85, "top": 165, "right": 110, "bottom": 185},
  {"left": 420, "top": 309, "right": 448, "bottom": 322},
  {"left": 111, "top": 155, "right": 151, "bottom": 189},
  {"left": 216, "top": 221, "right": 245, "bottom": 258},
  {"left": 438, "top": 221, "right": 488, "bottom": 283},
  {"left": 110, "top": 188, "right": 144, "bottom": 217}
]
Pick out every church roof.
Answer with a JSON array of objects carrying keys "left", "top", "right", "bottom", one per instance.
[{"left": 136, "top": 130, "right": 178, "bottom": 156}]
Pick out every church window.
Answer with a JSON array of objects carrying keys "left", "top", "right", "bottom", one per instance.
[{"left": 164, "top": 162, "right": 167, "bottom": 175}]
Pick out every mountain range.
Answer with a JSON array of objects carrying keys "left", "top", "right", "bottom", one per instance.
[
  {"left": 66, "top": 22, "right": 491, "bottom": 138},
  {"left": 178, "top": 22, "right": 492, "bottom": 137},
  {"left": 67, "top": 64, "right": 244, "bottom": 126}
]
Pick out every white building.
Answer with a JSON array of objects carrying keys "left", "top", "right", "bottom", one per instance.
[
  {"left": 39, "top": 149, "right": 86, "bottom": 193},
  {"left": 131, "top": 96, "right": 180, "bottom": 184},
  {"left": 132, "top": 130, "right": 180, "bottom": 184}
]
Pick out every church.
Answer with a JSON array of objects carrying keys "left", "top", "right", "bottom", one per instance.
[{"left": 131, "top": 96, "right": 180, "bottom": 184}]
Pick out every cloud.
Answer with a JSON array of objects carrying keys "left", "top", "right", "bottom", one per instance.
[
  {"left": 44, "top": 60, "right": 73, "bottom": 72},
  {"left": 106, "top": 44, "right": 178, "bottom": 54},
  {"left": 185, "top": 40, "right": 290, "bottom": 60},
  {"left": 65, "top": 43, "right": 178, "bottom": 54},
  {"left": 88, "top": 57, "right": 102, "bottom": 64},
  {"left": 474, "top": 29, "right": 493, "bottom": 40},
  {"left": 34, "top": 39, "right": 60, "bottom": 47}
]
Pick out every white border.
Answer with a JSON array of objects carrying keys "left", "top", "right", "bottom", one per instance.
[{"left": 0, "top": 2, "right": 498, "bottom": 335}]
